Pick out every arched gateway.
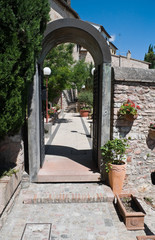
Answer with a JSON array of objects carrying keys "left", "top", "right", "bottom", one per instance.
[{"left": 28, "top": 18, "right": 111, "bottom": 182}]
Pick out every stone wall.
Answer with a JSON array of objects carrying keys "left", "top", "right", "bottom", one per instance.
[
  {"left": 0, "top": 132, "right": 24, "bottom": 222},
  {"left": 0, "top": 132, "right": 24, "bottom": 170},
  {"left": 49, "top": 0, "right": 79, "bottom": 21},
  {"left": 112, "top": 67, "right": 155, "bottom": 194}
]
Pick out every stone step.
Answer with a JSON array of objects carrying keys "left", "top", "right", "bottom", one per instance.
[
  {"left": 37, "top": 171, "right": 101, "bottom": 183},
  {"left": 23, "top": 191, "right": 114, "bottom": 204},
  {"left": 22, "top": 183, "right": 114, "bottom": 204}
]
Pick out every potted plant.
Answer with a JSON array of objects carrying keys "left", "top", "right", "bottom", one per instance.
[
  {"left": 101, "top": 138, "right": 128, "bottom": 195},
  {"left": 48, "top": 107, "right": 56, "bottom": 118},
  {"left": 78, "top": 90, "right": 93, "bottom": 117},
  {"left": 118, "top": 99, "right": 140, "bottom": 121},
  {"left": 148, "top": 122, "right": 155, "bottom": 140},
  {"left": 117, "top": 193, "right": 146, "bottom": 230}
]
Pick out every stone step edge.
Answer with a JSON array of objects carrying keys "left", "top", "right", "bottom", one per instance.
[{"left": 23, "top": 192, "right": 114, "bottom": 204}]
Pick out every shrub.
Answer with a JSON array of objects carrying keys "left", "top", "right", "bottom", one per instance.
[
  {"left": 0, "top": 0, "right": 50, "bottom": 138},
  {"left": 78, "top": 91, "right": 93, "bottom": 109}
]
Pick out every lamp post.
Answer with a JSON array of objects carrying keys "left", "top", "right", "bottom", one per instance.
[{"left": 43, "top": 67, "right": 51, "bottom": 123}]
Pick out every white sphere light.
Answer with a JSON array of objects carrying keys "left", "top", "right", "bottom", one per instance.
[
  {"left": 91, "top": 67, "right": 95, "bottom": 75},
  {"left": 43, "top": 67, "right": 51, "bottom": 76}
]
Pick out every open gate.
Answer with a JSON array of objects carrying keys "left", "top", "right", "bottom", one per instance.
[{"left": 28, "top": 18, "right": 111, "bottom": 182}]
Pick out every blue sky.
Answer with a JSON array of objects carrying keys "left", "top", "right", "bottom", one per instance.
[{"left": 71, "top": 0, "right": 155, "bottom": 61}]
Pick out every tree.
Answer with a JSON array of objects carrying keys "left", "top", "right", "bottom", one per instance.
[
  {"left": 144, "top": 44, "right": 155, "bottom": 69},
  {"left": 0, "top": 0, "right": 49, "bottom": 138},
  {"left": 44, "top": 44, "right": 93, "bottom": 102},
  {"left": 72, "top": 59, "right": 91, "bottom": 92},
  {"left": 44, "top": 43, "right": 74, "bottom": 102}
]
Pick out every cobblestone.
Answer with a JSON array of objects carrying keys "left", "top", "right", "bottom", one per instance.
[{"left": 0, "top": 182, "right": 154, "bottom": 240}]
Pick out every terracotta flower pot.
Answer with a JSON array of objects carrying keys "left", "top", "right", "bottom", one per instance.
[
  {"left": 108, "top": 161, "right": 126, "bottom": 195},
  {"left": 136, "top": 236, "right": 155, "bottom": 240},
  {"left": 117, "top": 194, "right": 146, "bottom": 230},
  {"left": 80, "top": 109, "right": 90, "bottom": 117},
  {"left": 121, "top": 114, "right": 138, "bottom": 121},
  {"left": 149, "top": 128, "right": 155, "bottom": 140}
]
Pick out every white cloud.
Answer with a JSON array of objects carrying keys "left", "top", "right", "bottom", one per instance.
[{"left": 110, "top": 35, "right": 116, "bottom": 42}]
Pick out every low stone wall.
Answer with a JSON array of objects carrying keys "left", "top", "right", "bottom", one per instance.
[
  {"left": 0, "top": 131, "right": 24, "bottom": 168},
  {"left": 0, "top": 131, "right": 24, "bottom": 227},
  {"left": 112, "top": 67, "right": 155, "bottom": 194}
]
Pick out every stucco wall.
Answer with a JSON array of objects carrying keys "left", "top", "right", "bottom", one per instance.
[
  {"left": 112, "top": 67, "right": 155, "bottom": 194},
  {"left": 112, "top": 55, "right": 150, "bottom": 69}
]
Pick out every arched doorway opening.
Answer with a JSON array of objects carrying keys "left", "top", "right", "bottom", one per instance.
[{"left": 28, "top": 18, "right": 111, "bottom": 182}]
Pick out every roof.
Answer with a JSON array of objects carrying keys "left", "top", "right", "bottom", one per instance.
[
  {"left": 112, "top": 54, "right": 151, "bottom": 65},
  {"left": 55, "top": 0, "right": 80, "bottom": 19},
  {"left": 109, "top": 41, "right": 118, "bottom": 50},
  {"left": 86, "top": 21, "right": 111, "bottom": 38}
]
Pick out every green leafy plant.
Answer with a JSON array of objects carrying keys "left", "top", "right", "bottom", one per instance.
[
  {"left": 78, "top": 90, "right": 93, "bottom": 110},
  {"left": 0, "top": 168, "right": 19, "bottom": 179},
  {"left": 54, "top": 104, "right": 60, "bottom": 111},
  {"left": 101, "top": 138, "right": 129, "bottom": 172},
  {"left": 118, "top": 99, "right": 140, "bottom": 117},
  {"left": 0, "top": 0, "right": 50, "bottom": 138}
]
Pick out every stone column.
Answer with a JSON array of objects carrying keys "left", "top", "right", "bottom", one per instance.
[
  {"left": 28, "top": 65, "right": 40, "bottom": 182},
  {"left": 100, "top": 63, "right": 111, "bottom": 179}
]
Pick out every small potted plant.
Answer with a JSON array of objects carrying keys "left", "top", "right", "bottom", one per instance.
[
  {"left": 78, "top": 90, "right": 93, "bottom": 117},
  {"left": 148, "top": 122, "right": 155, "bottom": 140},
  {"left": 48, "top": 107, "right": 56, "bottom": 118},
  {"left": 118, "top": 99, "right": 140, "bottom": 121},
  {"left": 101, "top": 138, "right": 128, "bottom": 195}
]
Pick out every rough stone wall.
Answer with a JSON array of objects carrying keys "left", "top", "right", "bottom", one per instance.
[
  {"left": 112, "top": 67, "right": 155, "bottom": 194},
  {"left": 0, "top": 132, "right": 24, "bottom": 170},
  {"left": 49, "top": 0, "right": 78, "bottom": 21},
  {"left": 111, "top": 55, "right": 150, "bottom": 69}
]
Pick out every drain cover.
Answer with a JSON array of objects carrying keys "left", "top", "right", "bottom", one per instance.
[{"left": 21, "top": 223, "right": 51, "bottom": 240}]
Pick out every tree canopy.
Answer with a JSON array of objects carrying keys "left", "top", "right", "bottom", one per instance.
[
  {"left": 0, "top": 0, "right": 49, "bottom": 138},
  {"left": 44, "top": 44, "right": 93, "bottom": 102},
  {"left": 144, "top": 44, "right": 155, "bottom": 69}
]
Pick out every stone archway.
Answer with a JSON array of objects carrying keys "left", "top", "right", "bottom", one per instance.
[{"left": 28, "top": 18, "right": 111, "bottom": 182}]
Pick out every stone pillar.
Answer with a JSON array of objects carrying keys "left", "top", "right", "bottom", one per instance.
[
  {"left": 101, "top": 63, "right": 111, "bottom": 146},
  {"left": 100, "top": 63, "right": 111, "bottom": 179},
  {"left": 28, "top": 65, "right": 40, "bottom": 182}
]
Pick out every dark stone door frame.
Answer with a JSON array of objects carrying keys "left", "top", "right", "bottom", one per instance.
[{"left": 28, "top": 18, "right": 111, "bottom": 182}]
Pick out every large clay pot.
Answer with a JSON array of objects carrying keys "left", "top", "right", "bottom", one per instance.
[
  {"left": 108, "top": 161, "right": 126, "bottom": 195},
  {"left": 80, "top": 109, "right": 90, "bottom": 117}
]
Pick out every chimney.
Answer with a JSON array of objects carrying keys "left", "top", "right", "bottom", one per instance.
[
  {"left": 64, "top": 0, "right": 71, "bottom": 5},
  {"left": 127, "top": 50, "right": 131, "bottom": 59}
]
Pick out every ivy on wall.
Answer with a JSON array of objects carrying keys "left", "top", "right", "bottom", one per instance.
[{"left": 0, "top": 0, "right": 50, "bottom": 138}]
